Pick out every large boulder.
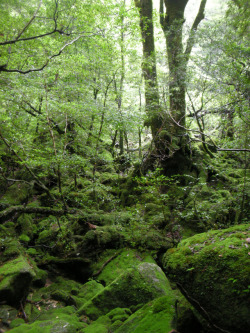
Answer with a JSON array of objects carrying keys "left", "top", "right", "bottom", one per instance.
[{"left": 163, "top": 224, "right": 250, "bottom": 333}]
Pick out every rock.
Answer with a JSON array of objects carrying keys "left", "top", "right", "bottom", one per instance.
[
  {"left": 0, "top": 255, "right": 36, "bottom": 307},
  {"left": 24, "top": 277, "right": 104, "bottom": 321},
  {"left": 0, "top": 305, "right": 18, "bottom": 330},
  {"left": 78, "top": 262, "right": 172, "bottom": 320},
  {"left": 115, "top": 296, "right": 176, "bottom": 333},
  {"left": 9, "top": 306, "right": 85, "bottom": 333},
  {"left": 163, "top": 224, "right": 250, "bottom": 333}
]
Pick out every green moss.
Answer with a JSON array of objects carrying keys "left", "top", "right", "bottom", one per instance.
[
  {"left": 0, "top": 255, "right": 36, "bottom": 306},
  {"left": 27, "top": 248, "right": 38, "bottom": 256},
  {"left": 11, "top": 306, "right": 85, "bottom": 332},
  {"left": 0, "top": 238, "right": 22, "bottom": 263},
  {"left": 163, "top": 224, "right": 250, "bottom": 333},
  {"left": 93, "top": 249, "right": 145, "bottom": 285},
  {"left": 115, "top": 296, "right": 176, "bottom": 333},
  {"left": 1, "top": 183, "right": 31, "bottom": 206},
  {"left": 9, "top": 318, "right": 25, "bottom": 329},
  {"left": 78, "top": 262, "right": 171, "bottom": 320},
  {"left": 17, "top": 214, "right": 34, "bottom": 238},
  {"left": 82, "top": 322, "right": 108, "bottom": 333},
  {"left": 19, "top": 234, "right": 30, "bottom": 243}
]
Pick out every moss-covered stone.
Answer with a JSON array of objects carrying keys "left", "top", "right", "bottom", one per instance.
[
  {"left": 0, "top": 255, "right": 36, "bottom": 306},
  {"left": 0, "top": 304, "right": 18, "bottom": 328},
  {"left": 92, "top": 249, "right": 150, "bottom": 285},
  {"left": 0, "top": 183, "right": 31, "bottom": 206},
  {"left": 9, "top": 318, "right": 26, "bottom": 329},
  {"left": 17, "top": 213, "right": 34, "bottom": 238},
  {"left": 25, "top": 276, "right": 104, "bottom": 321},
  {"left": 115, "top": 296, "right": 176, "bottom": 333},
  {"left": 0, "top": 238, "right": 21, "bottom": 263},
  {"left": 9, "top": 306, "right": 84, "bottom": 332},
  {"left": 78, "top": 226, "right": 124, "bottom": 255},
  {"left": 78, "top": 262, "right": 171, "bottom": 320},
  {"left": 163, "top": 224, "right": 250, "bottom": 333}
]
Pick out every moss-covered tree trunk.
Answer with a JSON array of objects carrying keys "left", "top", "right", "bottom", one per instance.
[
  {"left": 135, "top": 0, "right": 162, "bottom": 138},
  {"left": 160, "top": 0, "right": 207, "bottom": 131},
  {"left": 158, "top": 0, "right": 207, "bottom": 173}
]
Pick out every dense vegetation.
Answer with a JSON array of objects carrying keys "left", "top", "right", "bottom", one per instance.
[{"left": 0, "top": 0, "right": 249, "bottom": 332}]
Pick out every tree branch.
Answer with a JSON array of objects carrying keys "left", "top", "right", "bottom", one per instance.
[
  {"left": 15, "top": 0, "right": 43, "bottom": 41},
  {"left": 168, "top": 111, "right": 250, "bottom": 153},
  {"left": 0, "top": 131, "right": 55, "bottom": 199},
  {"left": 185, "top": 0, "right": 207, "bottom": 60},
  {"left": 0, "top": 205, "right": 68, "bottom": 223},
  {"left": 0, "top": 36, "right": 84, "bottom": 74}
]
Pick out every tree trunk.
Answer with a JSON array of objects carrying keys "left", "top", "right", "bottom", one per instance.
[{"left": 135, "top": 0, "right": 162, "bottom": 138}]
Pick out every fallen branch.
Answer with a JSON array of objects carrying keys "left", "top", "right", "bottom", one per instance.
[{"left": 0, "top": 205, "right": 71, "bottom": 222}]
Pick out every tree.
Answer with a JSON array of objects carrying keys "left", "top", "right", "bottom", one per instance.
[
  {"left": 134, "top": 0, "right": 162, "bottom": 139},
  {"left": 159, "top": 0, "right": 207, "bottom": 142}
]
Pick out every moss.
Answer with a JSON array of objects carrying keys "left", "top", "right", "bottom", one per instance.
[
  {"left": 79, "top": 226, "right": 124, "bottom": 255},
  {"left": 9, "top": 318, "right": 26, "bottom": 329},
  {"left": 0, "top": 255, "right": 36, "bottom": 306},
  {"left": 93, "top": 249, "right": 145, "bottom": 285},
  {"left": 82, "top": 322, "right": 108, "bottom": 333},
  {"left": 1, "top": 183, "right": 31, "bottom": 206},
  {"left": 78, "top": 262, "right": 171, "bottom": 320},
  {"left": 19, "top": 234, "right": 30, "bottom": 243},
  {"left": 115, "top": 296, "right": 176, "bottom": 333},
  {"left": 17, "top": 214, "right": 34, "bottom": 238},
  {"left": 0, "top": 238, "right": 22, "bottom": 263},
  {"left": 27, "top": 277, "right": 104, "bottom": 317},
  {"left": 27, "top": 248, "right": 38, "bottom": 256},
  {"left": 163, "top": 224, "right": 250, "bottom": 333},
  {"left": 0, "top": 304, "right": 18, "bottom": 321},
  {"left": 12, "top": 306, "right": 85, "bottom": 332}
]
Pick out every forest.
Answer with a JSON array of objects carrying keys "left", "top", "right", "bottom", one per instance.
[{"left": 0, "top": 0, "right": 249, "bottom": 332}]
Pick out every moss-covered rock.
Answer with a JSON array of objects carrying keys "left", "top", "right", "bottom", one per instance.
[
  {"left": 0, "top": 304, "right": 18, "bottom": 329},
  {"left": 9, "top": 306, "right": 85, "bottom": 332},
  {"left": 78, "top": 262, "right": 171, "bottom": 320},
  {"left": 24, "top": 276, "right": 104, "bottom": 321},
  {"left": 163, "top": 224, "right": 250, "bottom": 333},
  {"left": 17, "top": 213, "right": 34, "bottom": 239},
  {"left": 115, "top": 296, "right": 176, "bottom": 333},
  {"left": 0, "top": 255, "right": 36, "bottom": 306},
  {"left": 78, "top": 226, "right": 124, "bottom": 255},
  {"left": 92, "top": 249, "right": 152, "bottom": 285}
]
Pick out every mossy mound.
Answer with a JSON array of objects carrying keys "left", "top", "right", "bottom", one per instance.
[
  {"left": 24, "top": 277, "right": 104, "bottom": 321},
  {"left": 115, "top": 296, "right": 176, "bottom": 333},
  {"left": 77, "top": 226, "right": 124, "bottom": 255},
  {"left": 78, "top": 262, "right": 171, "bottom": 320},
  {"left": 9, "top": 306, "right": 84, "bottom": 332},
  {"left": 92, "top": 249, "right": 154, "bottom": 285},
  {"left": 163, "top": 224, "right": 250, "bottom": 333},
  {"left": 82, "top": 307, "right": 132, "bottom": 333},
  {"left": 0, "top": 255, "right": 36, "bottom": 306}
]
